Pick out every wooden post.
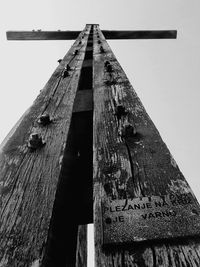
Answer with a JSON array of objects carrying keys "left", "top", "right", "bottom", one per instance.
[
  {"left": 0, "top": 25, "right": 92, "bottom": 267},
  {"left": 93, "top": 25, "right": 200, "bottom": 266},
  {"left": 4, "top": 23, "right": 200, "bottom": 266}
]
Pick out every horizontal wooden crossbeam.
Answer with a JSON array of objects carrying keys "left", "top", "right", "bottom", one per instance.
[
  {"left": 102, "top": 30, "right": 177, "bottom": 39},
  {"left": 6, "top": 31, "right": 81, "bottom": 40},
  {"left": 6, "top": 30, "right": 177, "bottom": 40}
]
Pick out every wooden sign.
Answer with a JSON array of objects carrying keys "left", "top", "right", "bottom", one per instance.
[{"left": 102, "top": 194, "right": 200, "bottom": 245}]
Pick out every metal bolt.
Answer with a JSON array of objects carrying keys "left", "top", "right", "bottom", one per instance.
[
  {"left": 62, "top": 66, "right": 70, "bottom": 78},
  {"left": 28, "top": 133, "right": 45, "bottom": 151},
  {"left": 38, "top": 114, "right": 52, "bottom": 126},
  {"left": 121, "top": 124, "right": 137, "bottom": 138}
]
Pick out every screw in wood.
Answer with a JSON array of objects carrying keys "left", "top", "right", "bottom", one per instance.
[
  {"left": 28, "top": 133, "right": 45, "bottom": 151},
  {"left": 38, "top": 114, "right": 52, "bottom": 126}
]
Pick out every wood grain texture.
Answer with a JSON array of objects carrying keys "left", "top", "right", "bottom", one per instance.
[
  {"left": 102, "top": 30, "right": 177, "bottom": 39},
  {"left": 7, "top": 30, "right": 177, "bottom": 40},
  {"left": 0, "top": 25, "right": 91, "bottom": 266},
  {"left": 93, "top": 25, "right": 200, "bottom": 267},
  {"left": 6, "top": 31, "right": 81, "bottom": 40},
  {"left": 76, "top": 225, "right": 87, "bottom": 267}
]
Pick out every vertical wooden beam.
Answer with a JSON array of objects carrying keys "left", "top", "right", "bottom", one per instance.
[
  {"left": 93, "top": 25, "right": 200, "bottom": 266},
  {"left": 0, "top": 25, "right": 91, "bottom": 266},
  {"left": 76, "top": 225, "right": 87, "bottom": 267}
]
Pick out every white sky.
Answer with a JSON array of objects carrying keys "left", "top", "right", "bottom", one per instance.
[{"left": 1, "top": 1, "right": 200, "bottom": 266}]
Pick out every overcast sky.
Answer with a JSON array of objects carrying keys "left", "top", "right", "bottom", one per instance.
[{"left": 1, "top": 0, "right": 200, "bottom": 265}]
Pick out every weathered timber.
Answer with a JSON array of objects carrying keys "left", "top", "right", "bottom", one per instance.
[
  {"left": 7, "top": 30, "right": 177, "bottom": 40},
  {"left": 76, "top": 225, "right": 87, "bottom": 267},
  {"left": 0, "top": 25, "right": 91, "bottom": 266},
  {"left": 102, "top": 30, "right": 177, "bottom": 39},
  {"left": 93, "top": 25, "right": 200, "bottom": 266},
  {"left": 6, "top": 31, "right": 81, "bottom": 40}
]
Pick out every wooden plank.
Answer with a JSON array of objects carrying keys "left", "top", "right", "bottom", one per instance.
[
  {"left": 102, "top": 30, "right": 177, "bottom": 39},
  {"left": 93, "top": 25, "right": 200, "bottom": 266},
  {"left": 7, "top": 30, "right": 177, "bottom": 41},
  {"left": 6, "top": 31, "right": 81, "bottom": 40},
  {"left": 76, "top": 225, "right": 87, "bottom": 267},
  {"left": 0, "top": 25, "right": 91, "bottom": 266}
]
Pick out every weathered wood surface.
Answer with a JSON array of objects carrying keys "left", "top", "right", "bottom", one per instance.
[
  {"left": 76, "top": 225, "right": 87, "bottom": 267},
  {"left": 102, "top": 30, "right": 177, "bottom": 39},
  {"left": 6, "top": 31, "right": 81, "bottom": 40},
  {"left": 7, "top": 30, "right": 177, "bottom": 40},
  {"left": 0, "top": 25, "right": 91, "bottom": 266},
  {"left": 93, "top": 25, "right": 200, "bottom": 266}
]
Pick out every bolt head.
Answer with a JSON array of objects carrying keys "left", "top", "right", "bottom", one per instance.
[
  {"left": 38, "top": 114, "right": 51, "bottom": 126},
  {"left": 28, "top": 133, "right": 45, "bottom": 151}
]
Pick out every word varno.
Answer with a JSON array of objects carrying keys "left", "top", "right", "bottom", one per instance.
[
  {"left": 104, "top": 199, "right": 192, "bottom": 213},
  {"left": 141, "top": 210, "right": 176, "bottom": 220}
]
